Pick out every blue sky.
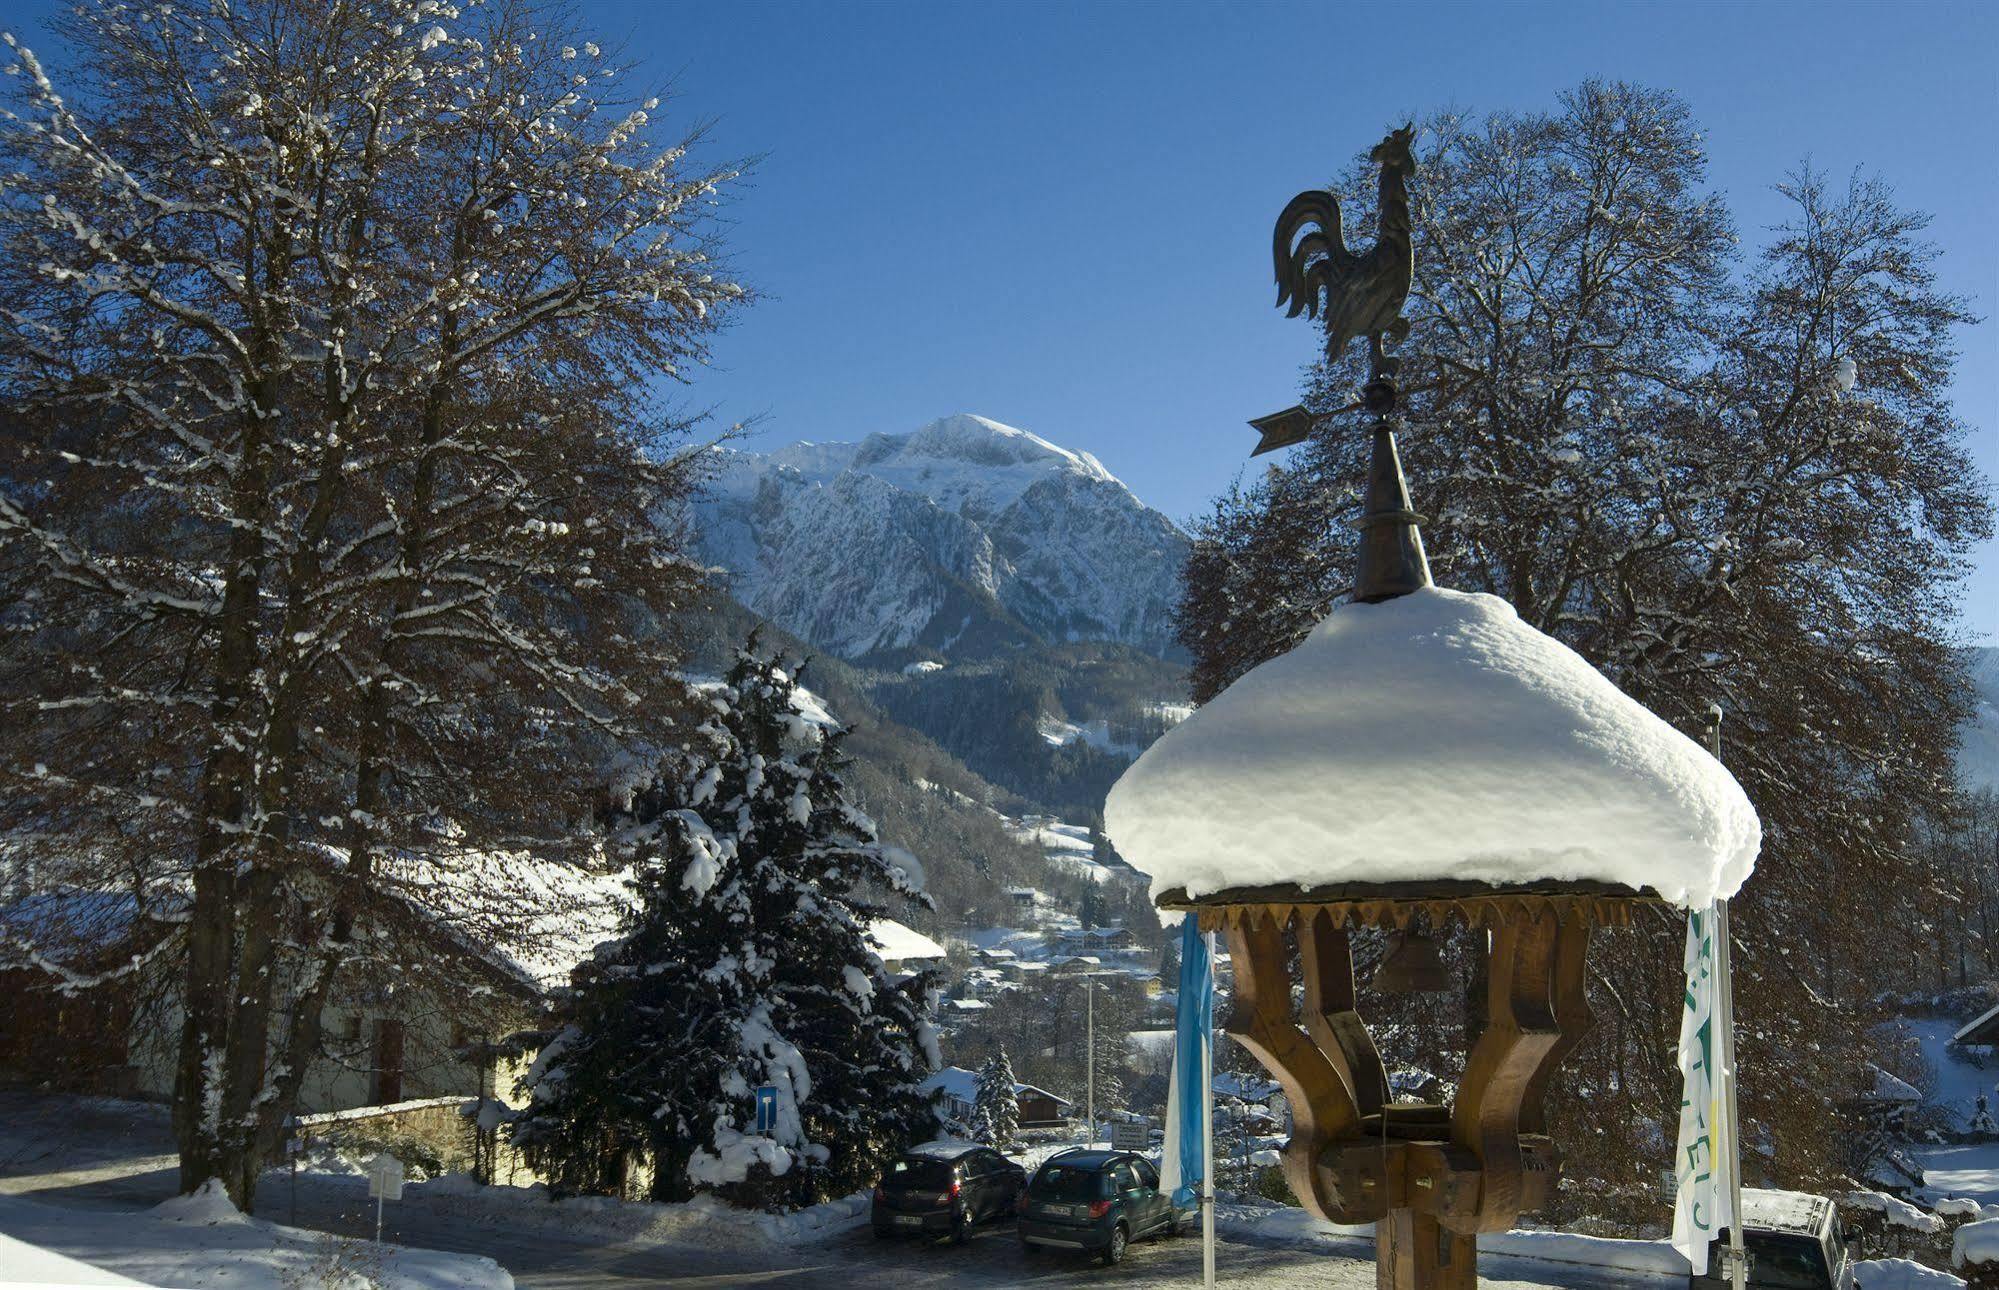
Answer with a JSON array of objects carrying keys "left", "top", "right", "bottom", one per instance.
[
  {"left": 605, "top": 0, "right": 1999, "bottom": 640},
  {"left": 3, "top": 0, "right": 1993, "bottom": 637}
]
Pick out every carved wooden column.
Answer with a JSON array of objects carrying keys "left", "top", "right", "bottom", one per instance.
[{"left": 1165, "top": 883, "right": 1639, "bottom": 1290}]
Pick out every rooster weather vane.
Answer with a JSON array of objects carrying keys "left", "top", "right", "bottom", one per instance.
[{"left": 1250, "top": 125, "right": 1418, "bottom": 457}]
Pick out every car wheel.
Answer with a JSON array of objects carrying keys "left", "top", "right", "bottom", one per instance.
[
  {"left": 1102, "top": 1223, "right": 1129, "bottom": 1265},
  {"left": 1166, "top": 1210, "right": 1185, "bottom": 1238}
]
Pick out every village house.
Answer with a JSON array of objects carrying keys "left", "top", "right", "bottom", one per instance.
[
  {"left": 918, "top": 1065, "right": 1075, "bottom": 1131},
  {"left": 2, "top": 865, "right": 945, "bottom": 1159}
]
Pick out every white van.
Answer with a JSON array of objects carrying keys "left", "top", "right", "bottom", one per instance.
[{"left": 1691, "top": 1190, "right": 1857, "bottom": 1290}]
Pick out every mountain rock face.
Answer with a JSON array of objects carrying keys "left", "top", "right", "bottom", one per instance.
[{"left": 691, "top": 415, "right": 1190, "bottom": 660}]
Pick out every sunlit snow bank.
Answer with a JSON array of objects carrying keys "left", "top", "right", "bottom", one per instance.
[
  {"left": 1859, "top": 1258, "right": 1967, "bottom": 1290},
  {"left": 1850, "top": 1189, "right": 1947, "bottom": 1233},
  {"left": 0, "top": 1185, "right": 513, "bottom": 1289},
  {"left": 1213, "top": 1201, "right": 1692, "bottom": 1278},
  {"left": 1108, "top": 587, "right": 1760, "bottom": 908},
  {"left": 1956, "top": 1217, "right": 1999, "bottom": 1268},
  {"left": 398, "top": 1173, "right": 872, "bottom": 1248}
]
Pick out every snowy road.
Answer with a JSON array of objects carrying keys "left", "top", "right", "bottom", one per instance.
[{"left": 0, "top": 1093, "right": 1666, "bottom": 1288}]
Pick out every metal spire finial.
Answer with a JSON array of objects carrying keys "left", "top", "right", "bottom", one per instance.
[{"left": 1350, "top": 387, "right": 1432, "bottom": 603}]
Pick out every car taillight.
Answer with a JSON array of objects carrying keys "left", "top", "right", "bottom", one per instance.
[
  {"left": 1015, "top": 1192, "right": 1028, "bottom": 1214},
  {"left": 1088, "top": 1200, "right": 1113, "bottom": 1219},
  {"left": 948, "top": 1179, "right": 961, "bottom": 1198}
]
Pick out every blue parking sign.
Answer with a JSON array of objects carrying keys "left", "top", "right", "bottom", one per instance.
[{"left": 753, "top": 1085, "right": 779, "bottom": 1134}]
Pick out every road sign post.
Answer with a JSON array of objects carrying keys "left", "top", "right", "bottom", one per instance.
[
  {"left": 367, "top": 1154, "right": 404, "bottom": 1244},
  {"left": 753, "top": 1085, "right": 780, "bottom": 1135}
]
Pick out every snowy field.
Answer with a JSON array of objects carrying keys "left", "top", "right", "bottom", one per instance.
[
  {"left": 1889, "top": 1013, "right": 1999, "bottom": 1206},
  {"left": 0, "top": 1092, "right": 1700, "bottom": 1289},
  {"left": 0, "top": 1188, "right": 512, "bottom": 1289}
]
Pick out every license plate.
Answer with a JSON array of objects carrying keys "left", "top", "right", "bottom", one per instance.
[
  {"left": 894, "top": 1214, "right": 923, "bottom": 1227},
  {"left": 1037, "top": 1204, "right": 1071, "bottom": 1218}
]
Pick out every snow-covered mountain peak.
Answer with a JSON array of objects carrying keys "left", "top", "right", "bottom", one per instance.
[
  {"left": 762, "top": 414, "right": 1125, "bottom": 518},
  {"left": 691, "top": 415, "right": 1187, "bottom": 660},
  {"left": 863, "top": 414, "right": 1119, "bottom": 484}
]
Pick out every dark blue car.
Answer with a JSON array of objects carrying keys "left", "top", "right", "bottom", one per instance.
[{"left": 1017, "top": 1148, "right": 1187, "bottom": 1265}]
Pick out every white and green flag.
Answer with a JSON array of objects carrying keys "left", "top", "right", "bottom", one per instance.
[{"left": 1672, "top": 903, "right": 1735, "bottom": 1274}]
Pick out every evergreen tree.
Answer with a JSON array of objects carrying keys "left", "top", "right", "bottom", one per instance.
[
  {"left": 512, "top": 642, "right": 940, "bottom": 1209},
  {"left": 972, "top": 1049, "right": 1020, "bottom": 1149}
]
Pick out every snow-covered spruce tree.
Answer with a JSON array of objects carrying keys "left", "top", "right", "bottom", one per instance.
[
  {"left": 0, "top": 0, "right": 742, "bottom": 1206},
  {"left": 971, "top": 1049, "right": 1020, "bottom": 1149},
  {"left": 1179, "top": 82, "right": 1990, "bottom": 1201},
  {"left": 513, "top": 643, "right": 940, "bottom": 1209}
]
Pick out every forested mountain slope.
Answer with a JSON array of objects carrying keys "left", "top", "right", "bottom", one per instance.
[{"left": 677, "top": 592, "right": 1135, "bottom": 930}]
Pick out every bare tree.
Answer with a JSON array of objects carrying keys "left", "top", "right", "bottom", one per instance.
[
  {"left": 1180, "top": 82, "right": 1991, "bottom": 1193},
  {"left": 1, "top": 0, "right": 744, "bottom": 1205}
]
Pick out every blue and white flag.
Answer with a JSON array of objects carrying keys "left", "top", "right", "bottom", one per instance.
[
  {"left": 1160, "top": 915, "right": 1213, "bottom": 1208},
  {"left": 1672, "top": 903, "right": 1735, "bottom": 1274}
]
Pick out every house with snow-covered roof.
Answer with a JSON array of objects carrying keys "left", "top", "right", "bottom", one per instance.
[
  {"left": 918, "top": 1065, "right": 1073, "bottom": 1130},
  {"left": 0, "top": 848, "right": 634, "bottom": 1121},
  {"left": 1055, "top": 925, "right": 1134, "bottom": 952},
  {"left": 866, "top": 917, "right": 947, "bottom": 976}
]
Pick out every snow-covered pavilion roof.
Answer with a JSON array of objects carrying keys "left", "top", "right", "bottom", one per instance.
[{"left": 1106, "top": 587, "right": 1760, "bottom": 910}]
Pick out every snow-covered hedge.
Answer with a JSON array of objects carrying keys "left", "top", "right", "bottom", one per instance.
[
  {"left": 1851, "top": 1189, "right": 1949, "bottom": 1234},
  {"left": 1954, "top": 1219, "right": 1999, "bottom": 1268},
  {"left": 1857, "top": 1258, "right": 1968, "bottom": 1290}
]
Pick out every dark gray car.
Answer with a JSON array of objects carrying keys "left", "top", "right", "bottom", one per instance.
[
  {"left": 871, "top": 1144, "right": 1025, "bottom": 1242},
  {"left": 1016, "top": 1149, "right": 1186, "bottom": 1265}
]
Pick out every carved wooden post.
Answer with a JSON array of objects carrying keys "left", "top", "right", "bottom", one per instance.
[
  {"left": 1170, "top": 887, "right": 1629, "bottom": 1290},
  {"left": 1380, "top": 1207, "right": 1476, "bottom": 1290}
]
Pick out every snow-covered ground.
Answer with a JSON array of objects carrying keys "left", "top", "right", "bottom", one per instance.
[
  {"left": 0, "top": 1186, "right": 512, "bottom": 1289},
  {"left": 1036, "top": 715, "right": 1143, "bottom": 759},
  {"left": 1901, "top": 1016, "right": 1999, "bottom": 1132},
  {"left": 1857, "top": 1257, "right": 1968, "bottom": 1290},
  {"left": 1880, "top": 1012, "right": 1999, "bottom": 1207},
  {"left": 1211, "top": 1203, "right": 1689, "bottom": 1279},
  {"left": 1007, "top": 814, "right": 1125, "bottom": 884},
  {"left": 1911, "top": 1144, "right": 1999, "bottom": 1207},
  {"left": 0, "top": 1092, "right": 1743, "bottom": 1289}
]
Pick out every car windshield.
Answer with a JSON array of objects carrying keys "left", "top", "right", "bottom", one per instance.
[
  {"left": 1716, "top": 1233, "right": 1827, "bottom": 1290},
  {"left": 884, "top": 1159, "right": 952, "bottom": 1189},
  {"left": 1032, "top": 1164, "right": 1111, "bottom": 1201}
]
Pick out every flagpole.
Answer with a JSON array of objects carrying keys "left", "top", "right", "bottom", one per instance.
[
  {"left": 1709, "top": 711, "right": 1748, "bottom": 1290},
  {"left": 1201, "top": 928, "right": 1216, "bottom": 1290}
]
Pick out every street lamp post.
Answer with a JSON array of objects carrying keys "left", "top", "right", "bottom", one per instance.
[{"left": 1078, "top": 967, "right": 1121, "bottom": 1144}]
